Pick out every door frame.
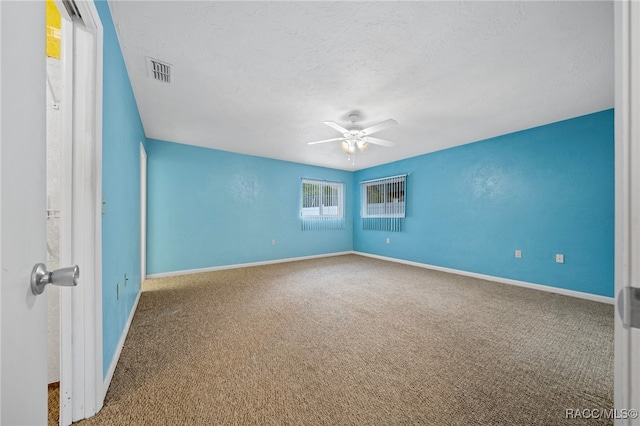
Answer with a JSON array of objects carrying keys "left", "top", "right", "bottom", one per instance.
[
  {"left": 56, "top": 0, "right": 103, "bottom": 423},
  {"left": 140, "top": 142, "right": 147, "bottom": 282},
  {"left": 614, "top": 1, "right": 640, "bottom": 424}
]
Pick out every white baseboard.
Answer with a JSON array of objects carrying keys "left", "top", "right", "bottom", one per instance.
[
  {"left": 146, "top": 251, "right": 354, "bottom": 279},
  {"left": 353, "top": 251, "right": 614, "bottom": 305},
  {"left": 103, "top": 289, "right": 141, "bottom": 399}
]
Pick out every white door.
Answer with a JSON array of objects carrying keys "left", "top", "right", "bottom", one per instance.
[
  {"left": 0, "top": 2, "right": 49, "bottom": 424},
  {"left": 615, "top": 1, "right": 640, "bottom": 425}
]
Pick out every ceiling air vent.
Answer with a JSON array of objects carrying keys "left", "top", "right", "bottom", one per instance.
[{"left": 146, "top": 58, "right": 172, "bottom": 83}]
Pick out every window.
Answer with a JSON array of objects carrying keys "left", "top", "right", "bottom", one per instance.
[
  {"left": 301, "top": 179, "right": 345, "bottom": 230},
  {"left": 360, "top": 174, "right": 407, "bottom": 231}
]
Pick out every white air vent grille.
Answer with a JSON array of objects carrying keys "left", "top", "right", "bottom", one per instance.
[{"left": 146, "top": 58, "right": 172, "bottom": 83}]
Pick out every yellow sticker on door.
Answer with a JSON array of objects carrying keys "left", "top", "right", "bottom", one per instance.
[{"left": 46, "top": 0, "right": 61, "bottom": 59}]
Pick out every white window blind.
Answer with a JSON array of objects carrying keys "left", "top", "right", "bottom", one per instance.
[
  {"left": 301, "top": 178, "right": 345, "bottom": 231},
  {"left": 360, "top": 174, "right": 407, "bottom": 231}
]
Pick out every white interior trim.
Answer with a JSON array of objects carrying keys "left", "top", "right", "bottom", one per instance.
[
  {"left": 614, "top": 0, "right": 640, "bottom": 422},
  {"left": 58, "top": 1, "right": 104, "bottom": 423},
  {"left": 0, "top": 50, "right": 3, "bottom": 417},
  {"left": 93, "top": 0, "right": 104, "bottom": 415},
  {"left": 103, "top": 290, "right": 140, "bottom": 399},
  {"left": 146, "top": 251, "right": 353, "bottom": 279},
  {"left": 0, "top": 3, "right": 3, "bottom": 418},
  {"left": 58, "top": 9, "right": 74, "bottom": 426},
  {"left": 140, "top": 143, "right": 147, "bottom": 282},
  {"left": 354, "top": 252, "right": 615, "bottom": 305}
]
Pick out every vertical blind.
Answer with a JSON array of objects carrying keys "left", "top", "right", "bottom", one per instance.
[
  {"left": 301, "top": 178, "right": 345, "bottom": 231},
  {"left": 360, "top": 174, "right": 407, "bottom": 232}
]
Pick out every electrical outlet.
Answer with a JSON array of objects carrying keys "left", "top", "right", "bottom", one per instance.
[
  {"left": 386, "top": 238, "right": 390, "bottom": 244},
  {"left": 515, "top": 250, "right": 522, "bottom": 259},
  {"left": 556, "top": 254, "right": 565, "bottom": 264},
  {"left": 272, "top": 239, "right": 276, "bottom": 246}
]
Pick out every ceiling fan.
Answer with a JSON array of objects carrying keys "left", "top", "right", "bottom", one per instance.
[{"left": 307, "top": 113, "right": 398, "bottom": 156}]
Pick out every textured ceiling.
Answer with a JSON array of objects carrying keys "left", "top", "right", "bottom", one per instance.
[{"left": 109, "top": 1, "right": 613, "bottom": 171}]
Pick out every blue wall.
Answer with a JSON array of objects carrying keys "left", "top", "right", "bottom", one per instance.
[
  {"left": 146, "top": 139, "right": 353, "bottom": 275},
  {"left": 96, "top": 0, "right": 146, "bottom": 378},
  {"left": 94, "top": 0, "right": 613, "bottom": 388},
  {"left": 354, "top": 110, "right": 614, "bottom": 297}
]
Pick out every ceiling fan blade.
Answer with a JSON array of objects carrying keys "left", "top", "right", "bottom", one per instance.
[
  {"left": 362, "top": 136, "right": 397, "bottom": 147},
  {"left": 323, "top": 121, "right": 350, "bottom": 135},
  {"left": 361, "top": 119, "right": 398, "bottom": 136},
  {"left": 307, "top": 137, "right": 344, "bottom": 145}
]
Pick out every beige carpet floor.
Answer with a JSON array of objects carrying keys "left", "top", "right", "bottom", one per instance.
[
  {"left": 48, "top": 382, "right": 60, "bottom": 426},
  {"left": 77, "top": 254, "right": 614, "bottom": 425}
]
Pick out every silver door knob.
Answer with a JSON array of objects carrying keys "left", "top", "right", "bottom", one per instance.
[{"left": 31, "top": 263, "right": 79, "bottom": 295}]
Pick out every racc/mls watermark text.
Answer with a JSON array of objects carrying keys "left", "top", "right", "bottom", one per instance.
[{"left": 565, "top": 409, "right": 638, "bottom": 420}]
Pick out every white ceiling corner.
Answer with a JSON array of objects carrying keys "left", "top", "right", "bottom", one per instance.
[{"left": 108, "top": 1, "right": 614, "bottom": 171}]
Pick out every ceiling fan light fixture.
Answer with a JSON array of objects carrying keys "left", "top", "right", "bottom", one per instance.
[
  {"left": 356, "top": 140, "right": 369, "bottom": 152},
  {"left": 341, "top": 140, "right": 355, "bottom": 155}
]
